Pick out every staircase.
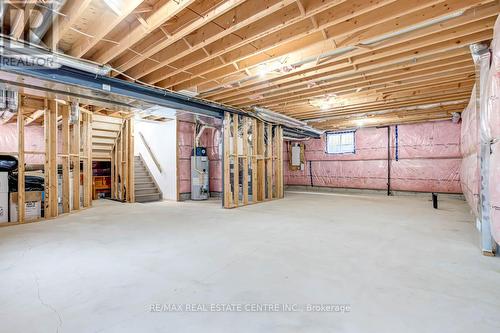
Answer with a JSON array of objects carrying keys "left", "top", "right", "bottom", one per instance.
[{"left": 134, "top": 156, "right": 162, "bottom": 203}]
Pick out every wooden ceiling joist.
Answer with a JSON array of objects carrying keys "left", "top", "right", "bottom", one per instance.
[
  {"left": 2, "top": 0, "right": 497, "bottom": 129},
  {"left": 92, "top": 0, "right": 198, "bottom": 65}
]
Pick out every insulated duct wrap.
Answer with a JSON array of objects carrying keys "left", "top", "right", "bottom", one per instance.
[
  {"left": 485, "top": 17, "right": 500, "bottom": 244},
  {"left": 460, "top": 16, "right": 500, "bottom": 245}
]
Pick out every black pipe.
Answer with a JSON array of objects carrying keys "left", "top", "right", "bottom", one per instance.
[
  {"left": 432, "top": 193, "right": 438, "bottom": 209},
  {"left": 387, "top": 126, "right": 391, "bottom": 196},
  {"left": 309, "top": 160, "right": 314, "bottom": 187},
  {"left": 377, "top": 126, "right": 391, "bottom": 196}
]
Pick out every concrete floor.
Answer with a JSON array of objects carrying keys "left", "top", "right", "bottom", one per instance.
[{"left": 1, "top": 192, "right": 499, "bottom": 333}]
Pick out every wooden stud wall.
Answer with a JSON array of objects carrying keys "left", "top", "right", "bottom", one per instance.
[
  {"left": 223, "top": 112, "right": 284, "bottom": 209},
  {"left": 2, "top": 94, "right": 136, "bottom": 227},
  {"left": 110, "top": 118, "right": 135, "bottom": 203}
]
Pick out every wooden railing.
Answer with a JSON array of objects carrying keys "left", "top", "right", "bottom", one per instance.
[{"left": 138, "top": 131, "right": 162, "bottom": 173}]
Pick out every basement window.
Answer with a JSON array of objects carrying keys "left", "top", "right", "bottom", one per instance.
[{"left": 326, "top": 131, "right": 355, "bottom": 154}]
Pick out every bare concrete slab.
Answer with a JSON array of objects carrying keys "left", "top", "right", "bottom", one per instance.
[{"left": 1, "top": 192, "right": 499, "bottom": 333}]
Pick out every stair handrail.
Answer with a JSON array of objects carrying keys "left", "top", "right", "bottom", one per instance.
[{"left": 138, "top": 131, "right": 162, "bottom": 173}]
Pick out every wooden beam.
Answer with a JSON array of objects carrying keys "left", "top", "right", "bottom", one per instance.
[
  {"left": 61, "top": 104, "right": 70, "bottom": 213},
  {"left": 71, "top": 108, "right": 81, "bottom": 210},
  {"left": 257, "top": 121, "right": 265, "bottom": 201},
  {"left": 242, "top": 117, "right": 249, "bottom": 205},
  {"left": 223, "top": 113, "right": 231, "bottom": 208},
  {"left": 233, "top": 114, "right": 239, "bottom": 207},
  {"left": 17, "top": 95, "right": 25, "bottom": 223},
  {"left": 93, "top": 0, "right": 197, "bottom": 64},
  {"left": 123, "top": 0, "right": 294, "bottom": 79},
  {"left": 127, "top": 118, "right": 135, "bottom": 203},
  {"left": 24, "top": 109, "right": 45, "bottom": 125},
  {"left": 44, "top": 0, "right": 93, "bottom": 49},
  {"left": 266, "top": 123, "right": 272, "bottom": 200},
  {"left": 68, "top": 0, "right": 144, "bottom": 58},
  {"left": 45, "top": 100, "right": 58, "bottom": 218},
  {"left": 251, "top": 118, "right": 258, "bottom": 203},
  {"left": 82, "top": 112, "right": 92, "bottom": 207}
]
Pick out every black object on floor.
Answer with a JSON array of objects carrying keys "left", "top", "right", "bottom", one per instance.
[{"left": 432, "top": 193, "right": 438, "bottom": 209}]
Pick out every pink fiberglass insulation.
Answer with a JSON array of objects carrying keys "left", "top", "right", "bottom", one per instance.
[
  {"left": 459, "top": 15, "right": 500, "bottom": 244},
  {"left": 177, "top": 120, "right": 222, "bottom": 195},
  {"left": 0, "top": 123, "right": 63, "bottom": 165},
  {"left": 460, "top": 90, "right": 480, "bottom": 218},
  {"left": 284, "top": 121, "right": 461, "bottom": 193},
  {"left": 486, "top": 16, "right": 500, "bottom": 244}
]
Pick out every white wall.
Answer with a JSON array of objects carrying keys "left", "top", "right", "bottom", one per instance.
[{"left": 134, "top": 118, "right": 177, "bottom": 200}]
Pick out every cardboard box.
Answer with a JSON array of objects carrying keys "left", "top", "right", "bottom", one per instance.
[
  {"left": 10, "top": 191, "right": 42, "bottom": 222},
  {"left": 0, "top": 192, "right": 8, "bottom": 223}
]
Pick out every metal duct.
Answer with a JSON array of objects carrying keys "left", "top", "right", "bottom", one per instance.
[
  {"left": 252, "top": 106, "right": 323, "bottom": 137},
  {"left": 30, "top": 0, "right": 67, "bottom": 46},
  {"left": 0, "top": 89, "right": 18, "bottom": 112},
  {"left": 0, "top": 35, "right": 112, "bottom": 76},
  {"left": 70, "top": 101, "right": 80, "bottom": 124}
]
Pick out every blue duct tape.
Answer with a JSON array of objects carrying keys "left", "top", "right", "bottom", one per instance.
[{"left": 395, "top": 125, "right": 399, "bottom": 161}]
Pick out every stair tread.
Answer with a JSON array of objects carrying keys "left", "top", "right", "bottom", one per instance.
[{"left": 134, "top": 157, "right": 162, "bottom": 202}]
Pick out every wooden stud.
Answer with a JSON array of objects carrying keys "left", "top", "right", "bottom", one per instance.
[
  {"left": 233, "top": 115, "right": 239, "bottom": 207},
  {"left": 17, "top": 95, "right": 25, "bottom": 223},
  {"left": 82, "top": 112, "right": 92, "bottom": 207},
  {"left": 257, "top": 121, "right": 265, "bottom": 202},
  {"left": 71, "top": 107, "right": 81, "bottom": 210},
  {"left": 242, "top": 117, "right": 249, "bottom": 205},
  {"left": 61, "top": 105, "right": 71, "bottom": 213},
  {"left": 46, "top": 100, "right": 58, "bottom": 218},
  {"left": 123, "top": 120, "right": 128, "bottom": 202},
  {"left": 251, "top": 118, "right": 258, "bottom": 204},
  {"left": 223, "top": 112, "right": 231, "bottom": 208},
  {"left": 266, "top": 123, "right": 273, "bottom": 200},
  {"left": 128, "top": 118, "right": 135, "bottom": 203}
]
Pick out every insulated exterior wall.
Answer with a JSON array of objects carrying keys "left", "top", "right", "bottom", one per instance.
[
  {"left": 0, "top": 123, "right": 63, "bottom": 164},
  {"left": 284, "top": 121, "right": 461, "bottom": 193}
]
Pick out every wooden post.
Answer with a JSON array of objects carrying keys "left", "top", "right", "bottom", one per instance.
[
  {"left": 233, "top": 114, "right": 239, "bottom": 207},
  {"left": 71, "top": 109, "right": 81, "bottom": 210},
  {"left": 223, "top": 113, "right": 231, "bottom": 208},
  {"left": 120, "top": 121, "right": 125, "bottom": 201},
  {"left": 17, "top": 95, "right": 25, "bottom": 223},
  {"left": 86, "top": 113, "right": 93, "bottom": 206},
  {"left": 82, "top": 112, "right": 92, "bottom": 207},
  {"left": 61, "top": 105, "right": 70, "bottom": 213},
  {"left": 44, "top": 100, "right": 50, "bottom": 218},
  {"left": 266, "top": 123, "right": 273, "bottom": 200},
  {"left": 123, "top": 120, "right": 129, "bottom": 202},
  {"left": 128, "top": 118, "right": 135, "bottom": 203},
  {"left": 45, "top": 100, "right": 58, "bottom": 218},
  {"left": 114, "top": 143, "right": 118, "bottom": 199},
  {"left": 242, "top": 117, "right": 249, "bottom": 205},
  {"left": 278, "top": 126, "right": 284, "bottom": 198},
  {"left": 251, "top": 118, "right": 258, "bottom": 204},
  {"left": 257, "top": 121, "right": 265, "bottom": 202}
]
